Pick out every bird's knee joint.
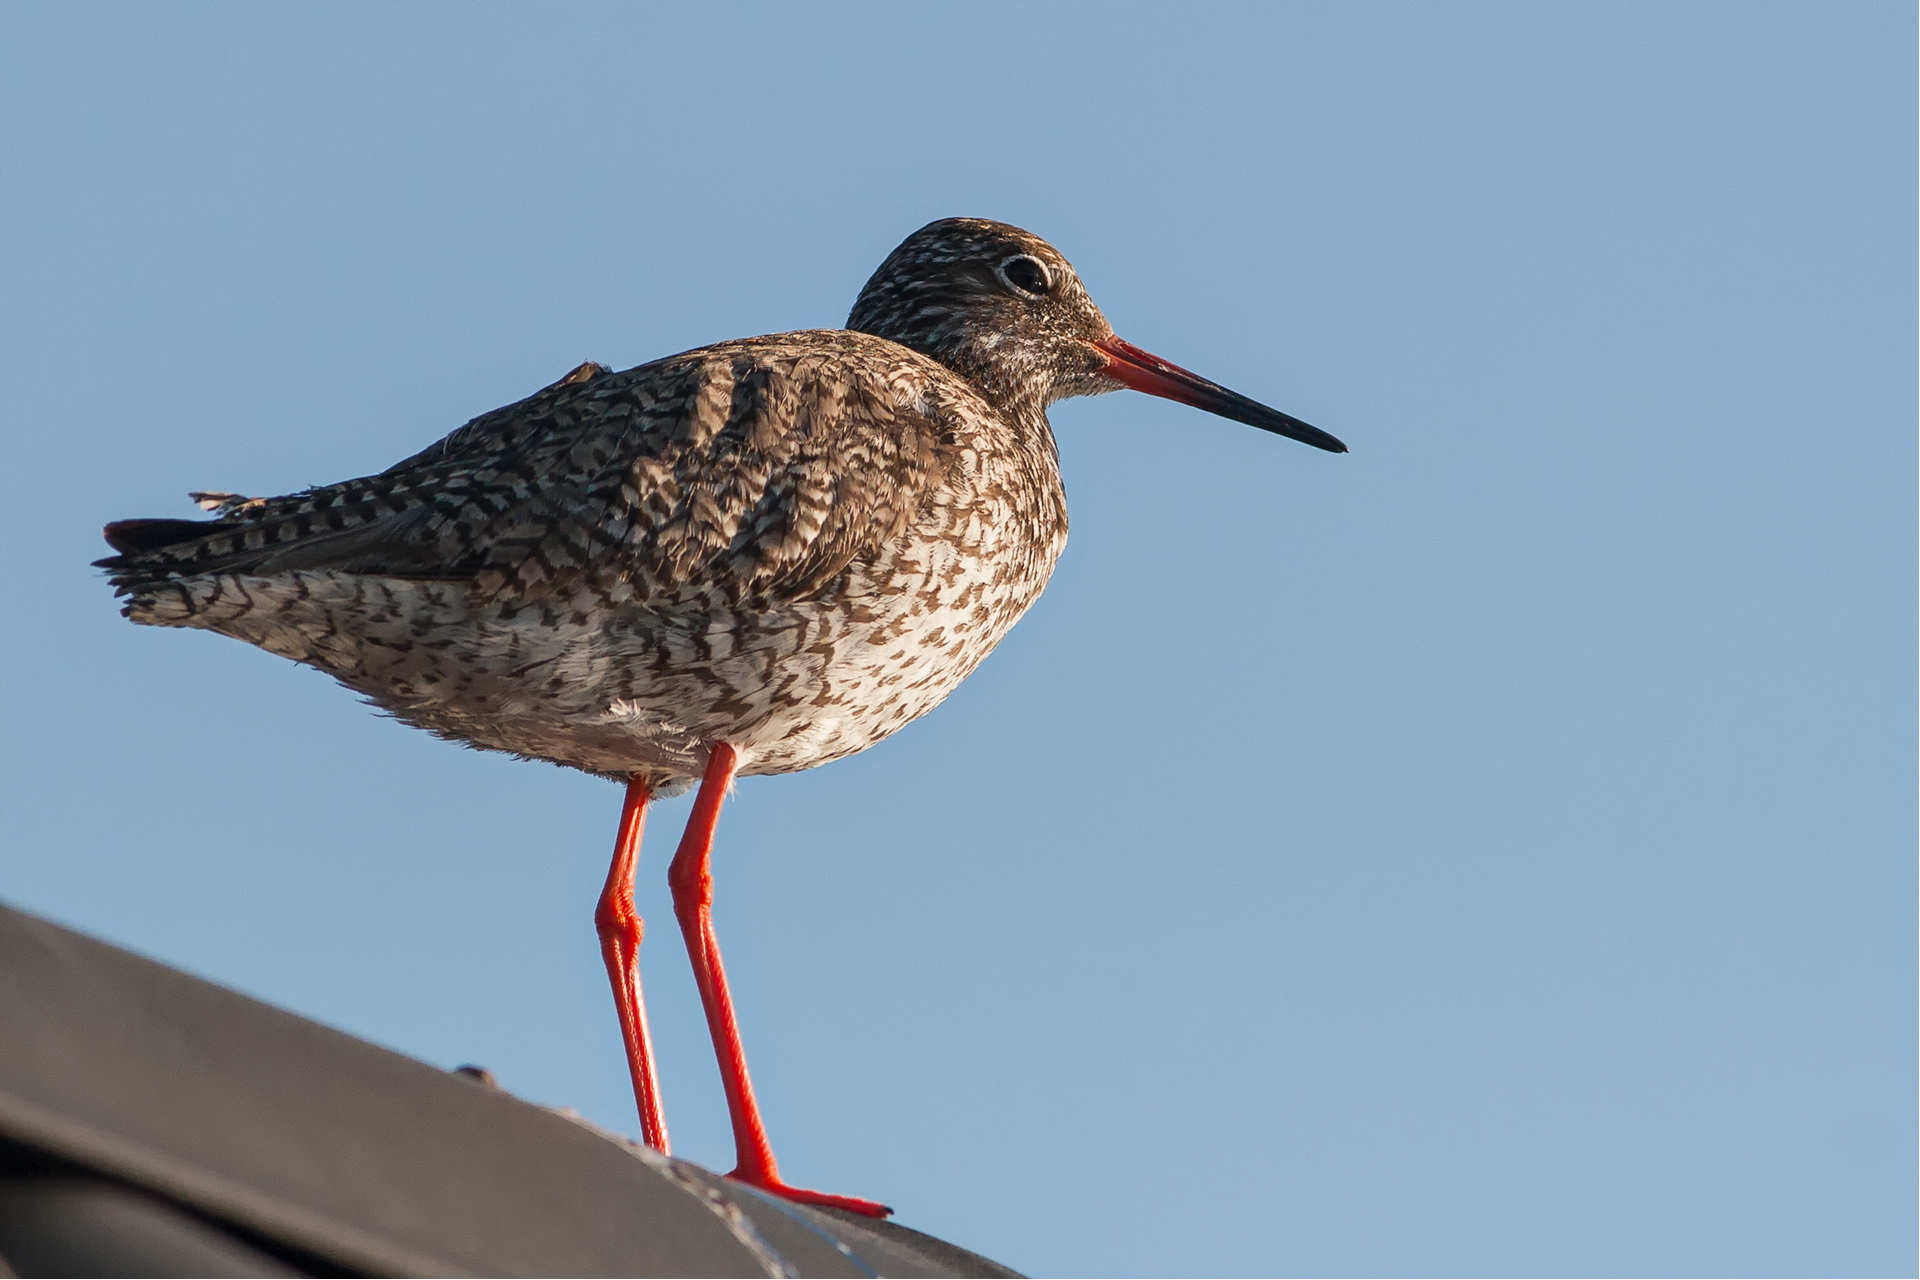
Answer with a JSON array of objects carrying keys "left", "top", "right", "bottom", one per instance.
[
  {"left": 667, "top": 861, "right": 712, "bottom": 908},
  {"left": 595, "top": 899, "right": 644, "bottom": 941}
]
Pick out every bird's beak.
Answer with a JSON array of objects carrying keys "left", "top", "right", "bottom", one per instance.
[{"left": 1092, "top": 335, "right": 1348, "bottom": 453}]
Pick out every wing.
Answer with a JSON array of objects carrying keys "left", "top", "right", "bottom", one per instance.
[{"left": 101, "top": 335, "right": 959, "bottom": 612}]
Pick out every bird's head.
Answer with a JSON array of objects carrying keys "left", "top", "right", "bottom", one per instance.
[{"left": 847, "top": 217, "right": 1345, "bottom": 453}]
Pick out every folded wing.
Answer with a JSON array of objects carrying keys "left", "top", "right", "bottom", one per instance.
[{"left": 99, "top": 336, "right": 953, "bottom": 613}]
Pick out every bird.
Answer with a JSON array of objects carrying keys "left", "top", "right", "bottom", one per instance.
[{"left": 96, "top": 217, "right": 1347, "bottom": 1217}]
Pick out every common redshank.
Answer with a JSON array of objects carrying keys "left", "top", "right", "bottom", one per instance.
[{"left": 97, "top": 218, "right": 1346, "bottom": 1217}]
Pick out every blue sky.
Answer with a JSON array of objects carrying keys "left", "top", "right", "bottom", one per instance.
[{"left": 2, "top": 4, "right": 1912, "bottom": 1275}]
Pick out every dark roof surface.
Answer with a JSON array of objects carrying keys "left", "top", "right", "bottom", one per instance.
[{"left": 0, "top": 901, "right": 1019, "bottom": 1278}]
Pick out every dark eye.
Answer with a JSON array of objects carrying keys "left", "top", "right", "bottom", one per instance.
[{"left": 999, "top": 254, "right": 1051, "bottom": 296}]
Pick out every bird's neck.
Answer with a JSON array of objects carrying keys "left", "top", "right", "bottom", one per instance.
[{"left": 927, "top": 336, "right": 1056, "bottom": 426}]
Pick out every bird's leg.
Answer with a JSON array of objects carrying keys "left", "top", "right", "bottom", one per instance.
[
  {"left": 594, "top": 774, "right": 671, "bottom": 1152},
  {"left": 668, "top": 743, "right": 892, "bottom": 1218}
]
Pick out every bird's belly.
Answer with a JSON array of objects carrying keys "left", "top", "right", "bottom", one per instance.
[{"left": 168, "top": 524, "right": 1058, "bottom": 784}]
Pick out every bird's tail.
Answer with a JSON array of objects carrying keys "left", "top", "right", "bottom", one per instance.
[{"left": 95, "top": 506, "right": 273, "bottom": 625}]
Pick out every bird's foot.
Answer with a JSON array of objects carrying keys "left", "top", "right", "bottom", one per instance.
[{"left": 727, "top": 1169, "right": 892, "bottom": 1218}]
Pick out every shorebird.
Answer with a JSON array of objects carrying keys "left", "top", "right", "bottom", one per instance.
[{"left": 97, "top": 218, "right": 1346, "bottom": 1216}]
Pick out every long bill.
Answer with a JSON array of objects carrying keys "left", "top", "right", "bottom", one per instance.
[{"left": 1093, "top": 335, "right": 1348, "bottom": 454}]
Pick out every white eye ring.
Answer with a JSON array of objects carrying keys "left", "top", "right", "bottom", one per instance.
[{"left": 997, "top": 254, "right": 1052, "bottom": 296}]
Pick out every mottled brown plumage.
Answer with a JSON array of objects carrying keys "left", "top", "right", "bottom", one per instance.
[
  {"left": 99, "top": 219, "right": 1342, "bottom": 791},
  {"left": 96, "top": 217, "right": 1346, "bottom": 1214}
]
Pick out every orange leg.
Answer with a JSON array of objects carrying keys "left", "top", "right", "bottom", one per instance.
[
  {"left": 594, "top": 775, "right": 671, "bottom": 1152},
  {"left": 667, "top": 743, "right": 891, "bottom": 1218}
]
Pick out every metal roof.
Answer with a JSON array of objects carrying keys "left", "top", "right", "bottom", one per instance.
[{"left": 0, "top": 902, "right": 1017, "bottom": 1278}]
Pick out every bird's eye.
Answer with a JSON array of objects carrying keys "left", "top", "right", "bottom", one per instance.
[{"left": 999, "top": 255, "right": 1051, "bottom": 296}]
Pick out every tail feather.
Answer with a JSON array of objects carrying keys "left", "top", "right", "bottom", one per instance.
[
  {"left": 100, "top": 517, "right": 239, "bottom": 558},
  {"left": 96, "top": 508, "right": 275, "bottom": 609}
]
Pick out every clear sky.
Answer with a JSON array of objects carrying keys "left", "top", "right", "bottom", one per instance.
[{"left": 2, "top": 3, "right": 1912, "bottom": 1276}]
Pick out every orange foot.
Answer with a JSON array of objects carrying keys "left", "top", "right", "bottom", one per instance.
[{"left": 729, "top": 1170, "right": 892, "bottom": 1218}]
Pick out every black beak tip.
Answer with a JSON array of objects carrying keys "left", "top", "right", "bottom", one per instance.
[{"left": 1286, "top": 420, "right": 1350, "bottom": 454}]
